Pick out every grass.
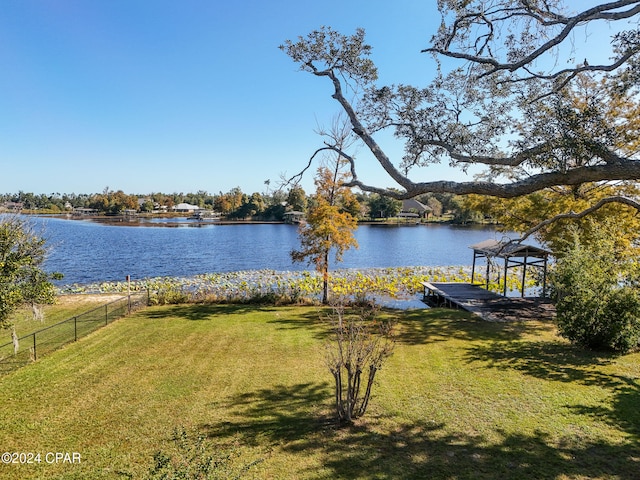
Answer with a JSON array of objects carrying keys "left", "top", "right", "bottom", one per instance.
[
  {"left": 6, "top": 294, "right": 127, "bottom": 340},
  {"left": 0, "top": 303, "right": 638, "bottom": 479},
  {"left": 0, "top": 295, "right": 134, "bottom": 372}
]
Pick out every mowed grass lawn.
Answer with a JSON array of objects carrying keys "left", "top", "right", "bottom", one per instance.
[
  {"left": 5, "top": 294, "right": 128, "bottom": 340},
  {"left": 0, "top": 303, "right": 639, "bottom": 479}
]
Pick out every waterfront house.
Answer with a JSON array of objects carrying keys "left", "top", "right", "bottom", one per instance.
[
  {"left": 171, "top": 203, "right": 200, "bottom": 213},
  {"left": 283, "top": 211, "right": 305, "bottom": 224},
  {"left": 401, "top": 199, "right": 432, "bottom": 219},
  {"left": 1, "top": 201, "right": 24, "bottom": 211},
  {"left": 73, "top": 207, "right": 99, "bottom": 216}
]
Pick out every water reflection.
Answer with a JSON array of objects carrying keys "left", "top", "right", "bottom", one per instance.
[{"left": 36, "top": 217, "right": 507, "bottom": 285}]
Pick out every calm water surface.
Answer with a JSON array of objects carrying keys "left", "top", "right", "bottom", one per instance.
[{"left": 35, "top": 217, "right": 510, "bottom": 285}]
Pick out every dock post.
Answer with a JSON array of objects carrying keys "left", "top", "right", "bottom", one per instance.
[
  {"left": 471, "top": 253, "right": 476, "bottom": 284},
  {"left": 521, "top": 254, "right": 528, "bottom": 298},
  {"left": 485, "top": 259, "right": 490, "bottom": 290},
  {"left": 503, "top": 257, "right": 508, "bottom": 296}
]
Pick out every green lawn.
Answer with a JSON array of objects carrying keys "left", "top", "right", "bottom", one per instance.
[
  {"left": 0, "top": 304, "right": 638, "bottom": 479},
  {"left": 5, "top": 294, "right": 127, "bottom": 340}
]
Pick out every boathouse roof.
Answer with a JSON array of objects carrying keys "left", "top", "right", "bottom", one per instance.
[{"left": 469, "top": 239, "right": 551, "bottom": 259}]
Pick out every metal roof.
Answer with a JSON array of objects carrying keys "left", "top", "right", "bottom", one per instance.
[
  {"left": 401, "top": 199, "right": 432, "bottom": 213},
  {"left": 469, "top": 239, "right": 551, "bottom": 258}
]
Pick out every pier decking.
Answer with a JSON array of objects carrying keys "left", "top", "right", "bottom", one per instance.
[{"left": 421, "top": 282, "right": 555, "bottom": 322}]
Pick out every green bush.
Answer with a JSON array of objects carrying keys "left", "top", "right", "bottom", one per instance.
[
  {"left": 145, "top": 427, "right": 260, "bottom": 479},
  {"left": 551, "top": 228, "right": 640, "bottom": 354},
  {"left": 555, "top": 284, "right": 640, "bottom": 353}
]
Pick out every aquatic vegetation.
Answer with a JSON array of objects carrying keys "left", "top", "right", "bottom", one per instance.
[
  {"left": 56, "top": 266, "right": 488, "bottom": 305},
  {"left": 55, "top": 264, "right": 536, "bottom": 307}
]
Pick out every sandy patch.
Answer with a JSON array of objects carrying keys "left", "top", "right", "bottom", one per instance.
[{"left": 56, "top": 294, "right": 127, "bottom": 306}]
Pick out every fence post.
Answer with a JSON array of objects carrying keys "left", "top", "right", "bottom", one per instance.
[
  {"left": 105, "top": 304, "right": 108, "bottom": 325},
  {"left": 127, "top": 275, "right": 131, "bottom": 313},
  {"left": 32, "top": 333, "right": 37, "bottom": 361},
  {"left": 74, "top": 316, "right": 77, "bottom": 342}
]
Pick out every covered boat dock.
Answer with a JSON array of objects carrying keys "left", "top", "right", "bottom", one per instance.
[
  {"left": 470, "top": 239, "right": 551, "bottom": 297},
  {"left": 422, "top": 239, "right": 554, "bottom": 321}
]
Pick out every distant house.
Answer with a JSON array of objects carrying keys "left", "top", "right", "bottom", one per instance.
[
  {"left": 171, "top": 203, "right": 200, "bottom": 213},
  {"left": 73, "top": 207, "right": 99, "bottom": 216},
  {"left": 191, "top": 209, "right": 221, "bottom": 220},
  {"left": 283, "top": 211, "right": 305, "bottom": 224},
  {"left": 2, "top": 202, "right": 24, "bottom": 211},
  {"left": 400, "top": 199, "right": 432, "bottom": 219}
]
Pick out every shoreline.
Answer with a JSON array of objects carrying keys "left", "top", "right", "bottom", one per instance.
[
  {"left": 54, "top": 265, "right": 474, "bottom": 293},
  {"left": 27, "top": 212, "right": 498, "bottom": 229},
  {"left": 54, "top": 265, "right": 478, "bottom": 310}
]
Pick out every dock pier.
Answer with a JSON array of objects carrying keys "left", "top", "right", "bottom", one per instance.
[{"left": 421, "top": 282, "right": 555, "bottom": 322}]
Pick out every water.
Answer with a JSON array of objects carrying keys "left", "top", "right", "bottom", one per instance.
[{"left": 33, "top": 217, "right": 510, "bottom": 285}]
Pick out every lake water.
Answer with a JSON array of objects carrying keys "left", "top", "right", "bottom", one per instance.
[{"left": 33, "top": 217, "right": 511, "bottom": 286}]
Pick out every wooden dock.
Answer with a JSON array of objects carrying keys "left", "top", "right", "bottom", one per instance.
[{"left": 421, "top": 282, "right": 555, "bottom": 322}]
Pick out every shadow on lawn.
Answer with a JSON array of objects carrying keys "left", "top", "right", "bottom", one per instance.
[
  {"left": 395, "top": 308, "right": 556, "bottom": 346},
  {"left": 200, "top": 381, "right": 640, "bottom": 479},
  {"left": 267, "top": 307, "right": 334, "bottom": 341},
  {"left": 138, "top": 303, "right": 278, "bottom": 321},
  {"left": 265, "top": 305, "right": 557, "bottom": 347},
  {"left": 466, "top": 339, "right": 640, "bottom": 440}
]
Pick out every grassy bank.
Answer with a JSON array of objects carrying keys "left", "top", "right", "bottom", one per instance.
[
  {"left": 5, "top": 294, "right": 127, "bottom": 340},
  {"left": 0, "top": 304, "right": 638, "bottom": 479}
]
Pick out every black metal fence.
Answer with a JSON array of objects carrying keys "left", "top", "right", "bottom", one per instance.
[{"left": 0, "top": 294, "right": 147, "bottom": 375}]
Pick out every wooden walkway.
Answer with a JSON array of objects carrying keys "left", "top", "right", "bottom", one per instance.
[{"left": 421, "top": 282, "right": 555, "bottom": 322}]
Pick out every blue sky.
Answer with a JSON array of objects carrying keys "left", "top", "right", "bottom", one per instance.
[
  {"left": 0, "top": 0, "right": 442, "bottom": 196},
  {"left": 0, "top": 1, "right": 629, "bottom": 196}
]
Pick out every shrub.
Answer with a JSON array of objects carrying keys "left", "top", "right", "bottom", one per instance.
[
  {"left": 145, "top": 426, "right": 260, "bottom": 480},
  {"left": 551, "top": 228, "right": 640, "bottom": 353},
  {"left": 325, "top": 303, "right": 396, "bottom": 424}
]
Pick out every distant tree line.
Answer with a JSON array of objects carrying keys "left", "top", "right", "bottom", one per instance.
[{"left": 0, "top": 186, "right": 490, "bottom": 223}]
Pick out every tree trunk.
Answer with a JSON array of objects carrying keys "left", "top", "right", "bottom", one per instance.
[{"left": 322, "top": 251, "right": 329, "bottom": 304}]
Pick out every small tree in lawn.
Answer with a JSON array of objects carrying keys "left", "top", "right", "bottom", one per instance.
[
  {"left": 325, "top": 304, "right": 395, "bottom": 424},
  {"left": 0, "top": 216, "right": 62, "bottom": 331},
  {"left": 290, "top": 121, "right": 358, "bottom": 304}
]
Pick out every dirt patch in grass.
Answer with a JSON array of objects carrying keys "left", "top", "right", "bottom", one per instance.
[{"left": 56, "top": 293, "right": 126, "bottom": 306}]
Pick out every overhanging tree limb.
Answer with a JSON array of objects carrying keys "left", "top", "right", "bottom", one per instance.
[
  {"left": 516, "top": 195, "right": 640, "bottom": 241},
  {"left": 282, "top": 13, "right": 640, "bottom": 241},
  {"left": 426, "top": 0, "right": 640, "bottom": 79},
  {"left": 345, "top": 161, "right": 640, "bottom": 199}
]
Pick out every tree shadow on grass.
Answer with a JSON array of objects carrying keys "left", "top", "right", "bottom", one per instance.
[
  {"left": 465, "top": 339, "right": 640, "bottom": 440},
  {"left": 263, "top": 305, "right": 558, "bottom": 346},
  {"left": 465, "top": 339, "right": 615, "bottom": 385},
  {"left": 137, "top": 303, "right": 278, "bottom": 321},
  {"left": 396, "top": 308, "right": 556, "bottom": 346},
  {"left": 200, "top": 382, "right": 640, "bottom": 479},
  {"left": 266, "top": 307, "right": 334, "bottom": 341},
  {"left": 571, "top": 377, "right": 640, "bottom": 439},
  {"left": 201, "top": 382, "right": 334, "bottom": 445}
]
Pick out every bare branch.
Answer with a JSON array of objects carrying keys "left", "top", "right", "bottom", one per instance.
[
  {"left": 516, "top": 195, "right": 640, "bottom": 241},
  {"left": 439, "top": 142, "right": 551, "bottom": 167},
  {"left": 499, "top": 48, "right": 640, "bottom": 100},
  {"left": 318, "top": 68, "right": 416, "bottom": 190},
  {"left": 426, "top": 0, "right": 640, "bottom": 79},
  {"left": 346, "top": 160, "right": 640, "bottom": 199},
  {"left": 284, "top": 145, "right": 354, "bottom": 187}
]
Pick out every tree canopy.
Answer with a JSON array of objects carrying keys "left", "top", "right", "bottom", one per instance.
[
  {"left": 0, "top": 216, "right": 61, "bottom": 329},
  {"left": 280, "top": 1, "right": 640, "bottom": 229},
  {"left": 291, "top": 121, "right": 359, "bottom": 304}
]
